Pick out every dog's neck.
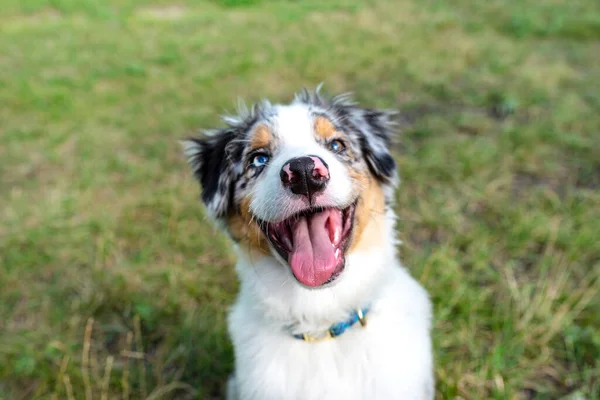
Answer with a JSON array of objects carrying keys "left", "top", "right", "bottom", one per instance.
[{"left": 233, "top": 208, "right": 399, "bottom": 332}]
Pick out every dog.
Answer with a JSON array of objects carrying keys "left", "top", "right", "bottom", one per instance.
[{"left": 182, "top": 87, "right": 434, "bottom": 399}]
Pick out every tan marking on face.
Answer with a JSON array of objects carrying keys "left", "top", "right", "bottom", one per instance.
[
  {"left": 314, "top": 116, "right": 338, "bottom": 140},
  {"left": 250, "top": 124, "right": 273, "bottom": 150},
  {"left": 348, "top": 169, "right": 387, "bottom": 253},
  {"left": 227, "top": 197, "right": 270, "bottom": 255}
]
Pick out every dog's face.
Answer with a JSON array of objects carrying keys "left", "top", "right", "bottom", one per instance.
[{"left": 183, "top": 89, "right": 397, "bottom": 288}]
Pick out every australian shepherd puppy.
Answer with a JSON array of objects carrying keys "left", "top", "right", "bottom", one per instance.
[{"left": 182, "top": 88, "right": 434, "bottom": 400}]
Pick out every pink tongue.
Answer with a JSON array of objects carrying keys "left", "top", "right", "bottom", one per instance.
[{"left": 288, "top": 209, "right": 341, "bottom": 287}]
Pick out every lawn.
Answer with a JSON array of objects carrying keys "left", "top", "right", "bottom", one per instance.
[{"left": 0, "top": 0, "right": 599, "bottom": 398}]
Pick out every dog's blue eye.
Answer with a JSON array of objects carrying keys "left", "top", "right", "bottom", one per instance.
[
  {"left": 329, "top": 140, "right": 345, "bottom": 153},
  {"left": 252, "top": 154, "right": 270, "bottom": 167}
]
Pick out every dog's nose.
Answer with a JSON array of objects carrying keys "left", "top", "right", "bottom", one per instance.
[{"left": 280, "top": 156, "right": 330, "bottom": 200}]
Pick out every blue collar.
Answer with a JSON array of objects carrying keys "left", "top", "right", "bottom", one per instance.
[{"left": 292, "top": 308, "right": 370, "bottom": 342}]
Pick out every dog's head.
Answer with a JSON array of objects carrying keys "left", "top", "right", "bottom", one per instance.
[{"left": 183, "top": 88, "right": 398, "bottom": 288}]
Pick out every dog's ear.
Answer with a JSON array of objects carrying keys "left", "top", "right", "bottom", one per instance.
[
  {"left": 356, "top": 108, "right": 398, "bottom": 185},
  {"left": 181, "top": 130, "right": 238, "bottom": 219}
]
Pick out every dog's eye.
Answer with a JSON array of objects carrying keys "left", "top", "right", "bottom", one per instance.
[
  {"left": 251, "top": 153, "right": 270, "bottom": 167},
  {"left": 328, "top": 139, "right": 345, "bottom": 153}
]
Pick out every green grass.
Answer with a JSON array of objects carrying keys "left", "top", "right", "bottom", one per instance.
[{"left": 1, "top": 0, "right": 598, "bottom": 398}]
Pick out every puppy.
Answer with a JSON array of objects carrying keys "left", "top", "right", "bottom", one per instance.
[{"left": 183, "top": 88, "right": 434, "bottom": 399}]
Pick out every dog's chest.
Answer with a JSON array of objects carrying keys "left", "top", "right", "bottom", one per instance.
[{"left": 230, "top": 308, "right": 433, "bottom": 400}]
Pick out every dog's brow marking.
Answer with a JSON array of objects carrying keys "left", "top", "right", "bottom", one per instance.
[
  {"left": 250, "top": 124, "right": 272, "bottom": 150},
  {"left": 314, "top": 116, "right": 337, "bottom": 140}
]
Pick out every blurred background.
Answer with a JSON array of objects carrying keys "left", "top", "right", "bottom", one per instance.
[{"left": 1, "top": 0, "right": 599, "bottom": 399}]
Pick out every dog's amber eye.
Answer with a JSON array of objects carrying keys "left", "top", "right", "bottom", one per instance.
[{"left": 328, "top": 139, "right": 345, "bottom": 153}]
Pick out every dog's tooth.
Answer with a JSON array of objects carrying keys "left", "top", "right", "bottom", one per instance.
[
  {"left": 334, "top": 248, "right": 342, "bottom": 259},
  {"left": 328, "top": 209, "right": 343, "bottom": 245},
  {"left": 282, "top": 235, "right": 293, "bottom": 251},
  {"left": 333, "top": 225, "right": 342, "bottom": 245}
]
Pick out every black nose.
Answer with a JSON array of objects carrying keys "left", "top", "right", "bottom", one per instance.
[{"left": 280, "top": 156, "right": 330, "bottom": 201}]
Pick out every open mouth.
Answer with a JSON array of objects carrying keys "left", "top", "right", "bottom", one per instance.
[{"left": 258, "top": 202, "right": 357, "bottom": 288}]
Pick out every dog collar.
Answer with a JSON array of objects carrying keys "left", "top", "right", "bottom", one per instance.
[{"left": 292, "top": 308, "right": 369, "bottom": 342}]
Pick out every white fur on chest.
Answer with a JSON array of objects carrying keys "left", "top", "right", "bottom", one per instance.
[{"left": 227, "top": 261, "right": 434, "bottom": 400}]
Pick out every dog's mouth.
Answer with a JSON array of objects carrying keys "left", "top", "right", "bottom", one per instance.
[{"left": 258, "top": 202, "right": 357, "bottom": 288}]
